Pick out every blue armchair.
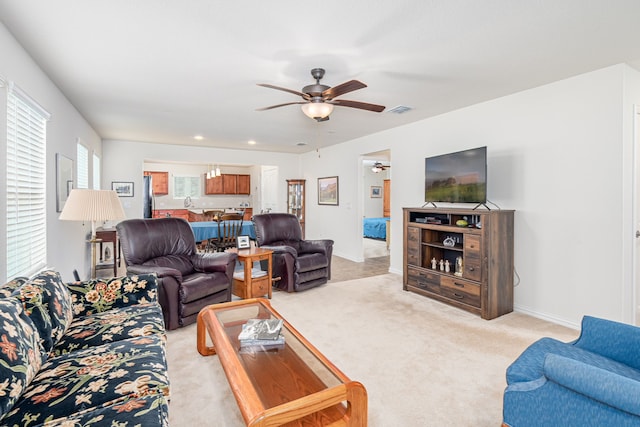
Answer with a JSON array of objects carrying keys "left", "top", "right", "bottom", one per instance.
[{"left": 503, "top": 316, "right": 640, "bottom": 427}]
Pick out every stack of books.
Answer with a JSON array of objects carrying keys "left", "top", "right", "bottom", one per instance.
[{"left": 238, "top": 318, "right": 285, "bottom": 350}]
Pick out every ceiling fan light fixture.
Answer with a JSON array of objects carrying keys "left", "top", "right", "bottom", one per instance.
[
  {"left": 301, "top": 101, "right": 333, "bottom": 120},
  {"left": 371, "top": 162, "right": 389, "bottom": 173}
]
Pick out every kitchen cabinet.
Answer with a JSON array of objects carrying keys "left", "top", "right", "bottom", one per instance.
[
  {"left": 237, "top": 175, "right": 250, "bottom": 195},
  {"left": 205, "top": 174, "right": 251, "bottom": 195},
  {"left": 144, "top": 171, "right": 169, "bottom": 195},
  {"left": 205, "top": 174, "right": 224, "bottom": 194},
  {"left": 223, "top": 175, "right": 237, "bottom": 194}
]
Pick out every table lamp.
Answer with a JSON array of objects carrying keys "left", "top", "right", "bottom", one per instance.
[{"left": 59, "top": 189, "right": 126, "bottom": 278}]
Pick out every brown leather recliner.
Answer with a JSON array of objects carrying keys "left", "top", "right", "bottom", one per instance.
[
  {"left": 116, "top": 217, "right": 236, "bottom": 330},
  {"left": 252, "top": 213, "right": 333, "bottom": 292}
]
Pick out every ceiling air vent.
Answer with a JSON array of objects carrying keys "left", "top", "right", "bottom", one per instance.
[{"left": 387, "top": 105, "right": 412, "bottom": 114}]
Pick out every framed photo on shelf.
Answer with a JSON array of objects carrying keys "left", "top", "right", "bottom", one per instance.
[
  {"left": 236, "top": 235, "right": 251, "bottom": 249},
  {"left": 111, "top": 181, "right": 134, "bottom": 197},
  {"left": 370, "top": 186, "right": 382, "bottom": 198},
  {"left": 317, "top": 176, "right": 339, "bottom": 206}
]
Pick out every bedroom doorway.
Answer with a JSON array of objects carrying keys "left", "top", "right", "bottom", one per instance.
[{"left": 362, "top": 150, "right": 391, "bottom": 264}]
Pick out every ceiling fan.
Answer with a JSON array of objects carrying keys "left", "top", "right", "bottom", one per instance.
[
  {"left": 371, "top": 162, "right": 390, "bottom": 173},
  {"left": 257, "top": 68, "right": 385, "bottom": 122}
]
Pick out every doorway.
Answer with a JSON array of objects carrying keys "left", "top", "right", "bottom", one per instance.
[
  {"left": 362, "top": 150, "right": 391, "bottom": 261},
  {"left": 260, "top": 166, "right": 278, "bottom": 213}
]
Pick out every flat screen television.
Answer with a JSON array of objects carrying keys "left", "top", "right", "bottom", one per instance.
[{"left": 425, "top": 146, "right": 487, "bottom": 204}]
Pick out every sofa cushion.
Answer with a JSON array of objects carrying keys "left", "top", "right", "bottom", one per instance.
[
  {"left": 297, "top": 253, "right": 328, "bottom": 273},
  {"left": 66, "top": 274, "right": 158, "bottom": 318},
  {"left": 34, "top": 393, "right": 169, "bottom": 427},
  {"left": 180, "top": 273, "right": 229, "bottom": 303},
  {"left": 0, "top": 277, "right": 29, "bottom": 298},
  {"left": 2, "top": 335, "right": 169, "bottom": 427},
  {"left": 11, "top": 280, "right": 55, "bottom": 354},
  {"left": 52, "top": 304, "right": 165, "bottom": 356},
  {"left": 506, "top": 336, "right": 640, "bottom": 385},
  {"left": 27, "top": 271, "right": 74, "bottom": 346},
  {"left": 144, "top": 254, "right": 194, "bottom": 277},
  {"left": 0, "top": 298, "right": 44, "bottom": 421}
]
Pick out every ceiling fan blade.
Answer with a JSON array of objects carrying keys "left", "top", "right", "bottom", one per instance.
[
  {"left": 256, "top": 101, "right": 307, "bottom": 111},
  {"left": 330, "top": 99, "right": 385, "bottom": 113},
  {"left": 322, "top": 80, "right": 367, "bottom": 100},
  {"left": 257, "top": 83, "right": 310, "bottom": 100}
]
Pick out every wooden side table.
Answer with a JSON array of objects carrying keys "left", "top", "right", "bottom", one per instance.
[
  {"left": 95, "top": 228, "right": 120, "bottom": 277},
  {"left": 227, "top": 247, "right": 273, "bottom": 299}
]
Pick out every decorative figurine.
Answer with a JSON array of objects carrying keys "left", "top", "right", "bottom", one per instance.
[
  {"left": 443, "top": 236, "right": 455, "bottom": 247},
  {"left": 431, "top": 257, "right": 437, "bottom": 269},
  {"left": 439, "top": 259, "right": 444, "bottom": 271},
  {"left": 445, "top": 260, "right": 450, "bottom": 273},
  {"left": 455, "top": 256, "right": 463, "bottom": 276}
]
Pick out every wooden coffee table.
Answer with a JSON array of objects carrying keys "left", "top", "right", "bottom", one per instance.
[{"left": 197, "top": 298, "right": 367, "bottom": 426}]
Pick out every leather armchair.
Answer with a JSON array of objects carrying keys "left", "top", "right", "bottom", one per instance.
[
  {"left": 252, "top": 213, "right": 333, "bottom": 292},
  {"left": 116, "top": 217, "right": 236, "bottom": 330}
]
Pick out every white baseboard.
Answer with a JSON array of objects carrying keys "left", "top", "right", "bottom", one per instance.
[
  {"left": 388, "top": 267, "right": 402, "bottom": 275},
  {"left": 514, "top": 304, "right": 581, "bottom": 330}
]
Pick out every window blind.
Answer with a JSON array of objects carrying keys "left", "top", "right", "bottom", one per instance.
[
  {"left": 6, "top": 83, "right": 50, "bottom": 280},
  {"left": 76, "top": 141, "right": 88, "bottom": 189}
]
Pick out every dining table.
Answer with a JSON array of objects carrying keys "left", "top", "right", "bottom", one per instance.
[{"left": 189, "top": 220, "right": 256, "bottom": 242}]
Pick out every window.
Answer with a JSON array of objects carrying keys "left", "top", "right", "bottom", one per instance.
[
  {"left": 6, "top": 83, "right": 50, "bottom": 280},
  {"left": 76, "top": 141, "right": 88, "bottom": 189},
  {"left": 92, "top": 153, "right": 101, "bottom": 190},
  {"left": 173, "top": 176, "right": 200, "bottom": 198}
]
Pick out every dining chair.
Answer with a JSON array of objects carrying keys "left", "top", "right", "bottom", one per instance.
[
  {"left": 207, "top": 213, "right": 244, "bottom": 252},
  {"left": 203, "top": 209, "right": 224, "bottom": 221}
]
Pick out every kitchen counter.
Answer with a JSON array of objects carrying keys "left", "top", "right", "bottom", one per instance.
[
  {"left": 185, "top": 207, "right": 253, "bottom": 222},
  {"left": 187, "top": 208, "right": 248, "bottom": 214}
]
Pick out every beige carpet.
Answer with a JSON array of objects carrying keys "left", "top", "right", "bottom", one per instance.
[{"left": 166, "top": 274, "right": 578, "bottom": 426}]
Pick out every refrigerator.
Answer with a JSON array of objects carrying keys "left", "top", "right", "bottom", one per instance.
[{"left": 143, "top": 175, "right": 154, "bottom": 218}]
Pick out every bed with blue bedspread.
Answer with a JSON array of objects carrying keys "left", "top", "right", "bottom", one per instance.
[{"left": 363, "top": 217, "right": 389, "bottom": 239}]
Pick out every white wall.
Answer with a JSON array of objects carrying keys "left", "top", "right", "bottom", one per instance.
[
  {"left": 363, "top": 166, "right": 389, "bottom": 218},
  {"left": 101, "top": 140, "right": 300, "bottom": 220},
  {"left": 301, "top": 64, "right": 640, "bottom": 328},
  {"left": 0, "top": 23, "right": 102, "bottom": 282}
]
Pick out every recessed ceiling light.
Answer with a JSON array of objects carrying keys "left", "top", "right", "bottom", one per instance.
[
  {"left": 194, "top": 135, "right": 204, "bottom": 140},
  {"left": 248, "top": 140, "right": 256, "bottom": 145}
]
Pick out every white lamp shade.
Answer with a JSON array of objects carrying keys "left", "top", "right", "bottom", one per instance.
[
  {"left": 301, "top": 102, "right": 334, "bottom": 119},
  {"left": 59, "top": 189, "right": 126, "bottom": 223}
]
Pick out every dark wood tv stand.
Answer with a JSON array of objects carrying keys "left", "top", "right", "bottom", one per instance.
[{"left": 403, "top": 207, "right": 514, "bottom": 319}]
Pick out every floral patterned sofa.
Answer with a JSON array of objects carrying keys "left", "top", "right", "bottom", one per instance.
[{"left": 0, "top": 270, "right": 169, "bottom": 427}]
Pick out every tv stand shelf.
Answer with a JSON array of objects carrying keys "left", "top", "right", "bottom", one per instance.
[{"left": 403, "top": 207, "right": 514, "bottom": 319}]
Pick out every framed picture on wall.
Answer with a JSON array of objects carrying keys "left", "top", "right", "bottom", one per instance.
[
  {"left": 56, "top": 153, "right": 73, "bottom": 212},
  {"left": 318, "top": 176, "right": 339, "bottom": 206},
  {"left": 370, "top": 186, "right": 382, "bottom": 198},
  {"left": 111, "top": 181, "right": 134, "bottom": 197}
]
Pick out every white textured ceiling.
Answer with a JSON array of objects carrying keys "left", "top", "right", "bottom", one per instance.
[{"left": 2, "top": 0, "right": 640, "bottom": 153}]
